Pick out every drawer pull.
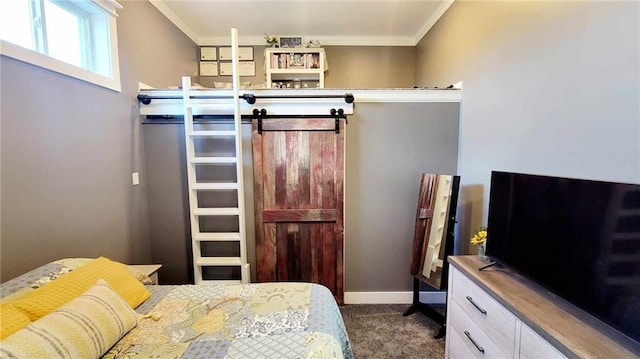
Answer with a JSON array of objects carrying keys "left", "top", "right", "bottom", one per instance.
[
  {"left": 466, "top": 295, "right": 487, "bottom": 314},
  {"left": 464, "top": 330, "right": 485, "bottom": 354}
]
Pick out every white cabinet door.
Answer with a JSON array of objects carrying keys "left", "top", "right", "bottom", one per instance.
[{"left": 519, "top": 323, "right": 567, "bottom": 359}]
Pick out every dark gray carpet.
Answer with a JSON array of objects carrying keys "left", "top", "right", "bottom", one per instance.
[{"left": 340, "top": 304, "right": 446, "bottom": 359}]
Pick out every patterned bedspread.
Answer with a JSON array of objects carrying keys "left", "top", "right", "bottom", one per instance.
[{"left": 1, "top": 259, "right": 353, "bottom": 359}]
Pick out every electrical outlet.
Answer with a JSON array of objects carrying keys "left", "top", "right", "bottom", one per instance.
[{"left": 132, "top": 172, "right": 140, "bottom": 186}]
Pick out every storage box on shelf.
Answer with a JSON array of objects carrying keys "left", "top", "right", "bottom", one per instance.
[{"left": 265, "top": 48, "right": 326, "bottom": 88}]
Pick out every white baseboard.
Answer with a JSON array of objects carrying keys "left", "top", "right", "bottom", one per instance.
[{"left": 344, "top": 291, "right": 446, "bottom": 305}]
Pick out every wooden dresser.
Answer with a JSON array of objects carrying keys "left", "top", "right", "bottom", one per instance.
[{"left": 446, "top": 256, "right": 639, "bottom": 358}]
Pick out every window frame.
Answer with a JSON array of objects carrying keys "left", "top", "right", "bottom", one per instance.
[{"left": 0, "top": 0, "right": 122, "bottom": 92}]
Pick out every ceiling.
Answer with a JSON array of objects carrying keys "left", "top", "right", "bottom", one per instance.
[{"left": 148, "top": 0, "right": 454, "bottom": 46}]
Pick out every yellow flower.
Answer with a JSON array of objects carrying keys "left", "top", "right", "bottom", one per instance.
[{"left": 470, "top": 226, "right": 487, "bottom": 245}]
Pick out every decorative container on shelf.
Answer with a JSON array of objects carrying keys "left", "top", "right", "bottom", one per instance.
[
  {"left": 477, "top": 242, "right": 487, "bottom": 260},
  {"left": 471, "top": 226, "right": 488, "bottom": 260}
]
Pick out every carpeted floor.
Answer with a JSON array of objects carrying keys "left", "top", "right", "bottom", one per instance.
[{"left": 340, "top": 304, "right": 446, "bottom": 359}]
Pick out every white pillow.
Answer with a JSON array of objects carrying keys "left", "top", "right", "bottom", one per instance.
[{"left": 0, "top": 279, "right": 138, "bottom": 359}]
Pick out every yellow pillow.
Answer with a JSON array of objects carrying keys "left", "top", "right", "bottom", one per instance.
[
  {"left": 1, "top": 279, "right": 138, "bottom": 358},
  {"left": 0, "top": 303, "right": 31, "bottom": 339},
  {"left": 6, "top": 257, "right": 150, "bottom": 321}
]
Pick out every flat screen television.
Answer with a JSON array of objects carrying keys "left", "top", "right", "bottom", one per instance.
[{"left": 486, "top": 171, "right": 640, "bottom": 349}]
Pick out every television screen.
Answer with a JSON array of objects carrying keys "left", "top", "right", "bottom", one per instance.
[{"left": 486, "top": 171, "right": 640, "bottom": 346}]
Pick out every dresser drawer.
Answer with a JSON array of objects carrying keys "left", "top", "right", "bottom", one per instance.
[
  {"left": 519, "top": 323, "right": 567, "bottom": 359},
  {"left": 448, "top": 321, "right": 483, "bottom": 359},
  {"left": 450, "top": 299, "right": 512, "bottom": 358},
  {"left": 450, "top": 267, "right": 517, "bottom": 353}
]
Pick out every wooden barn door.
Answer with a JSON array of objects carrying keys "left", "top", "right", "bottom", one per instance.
[{"left": 252, "top": 118, "right": 344, "bottom": 304}]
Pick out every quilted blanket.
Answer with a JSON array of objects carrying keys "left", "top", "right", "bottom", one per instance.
[{"left": 1, "top": 259, "right": 353, "bottom": 359}]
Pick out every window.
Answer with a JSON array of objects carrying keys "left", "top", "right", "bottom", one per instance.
[{"left": 0, "top": 0, "right": 122, "bottom": 91}]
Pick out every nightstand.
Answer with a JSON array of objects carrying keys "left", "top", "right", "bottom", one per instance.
[{"left": 128, "top": 264, "right": 162, "bottom": 285}]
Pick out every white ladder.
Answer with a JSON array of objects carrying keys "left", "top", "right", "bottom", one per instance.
[{"left": 181, "top": 29, "right": 249, "bottom": 285}]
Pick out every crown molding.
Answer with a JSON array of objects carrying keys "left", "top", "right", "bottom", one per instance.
[
  {"left": 199, "top": 36, "right": 263, "bottom": 46},
  {"left": 413, "top": 0, "right": 455, "bottom": 45},
  {"left": 309, "top": 36, "right": 416, "bottom": 47},
  {"left": 149, "top": 0, "right": 199, "bottom": 44},
  {"left": 198, "top": 35, "right": 417, "bottom": 47},
  {"left": 92, "top": 0, "right": 122, "bottom": 17}
]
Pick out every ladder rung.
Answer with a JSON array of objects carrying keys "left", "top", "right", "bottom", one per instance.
[
  {"left": 191, "top": 157, "right": 238, "bottom": 164},
  {"left": 197, "top": 257, "right": 243, "bottom": 266},
  {"left": 194, "top": 208, "right": 239, "bottom": 216},
  {"left": 189, "top": 131, "right": 236, "bottom": 137},
  {"left": 199, "top": 280, "right": 242, "bottom": 285},
  {"left": 195, "top": 232, "right": 241, "bottom": 241},
  {"left": 193, "top": 182, "right": 238, "bottom": 190}
]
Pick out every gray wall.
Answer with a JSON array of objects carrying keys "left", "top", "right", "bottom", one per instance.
[
  {"left": 344, "top": 102, "right": 459, "bottom": 291},
  {"left": 197, "top": 45, "right": 417, "bottom": 89},
  {"left": 0, "top": 1, "right": 198, "bottom": 281},
  {"left": 415, "top": 1, "right": 640, "bottom": 253},
  {"left": 324, "top": 46, "right": 416, "bottom": 89},
  {"left": 141, "top": 125, "right": 189, "bottom": 284}
]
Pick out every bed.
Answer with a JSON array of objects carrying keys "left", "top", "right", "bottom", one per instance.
[{"left": 0, "top": 258, "right": 353, "bottom": 359}]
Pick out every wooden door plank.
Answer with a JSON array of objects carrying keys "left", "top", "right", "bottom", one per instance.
[
  {"left": 335, "top": 121, "right": 345, "bottom": 305},
  {"left": 263, "top": 131, "right": 276, "bottom": 210},
  {"left": 257, "top": 133, "right": 278, "bottom": 281},
  {"left": 262, "top": 118, "right": 335, "bottom": 131},
  {"left": 322, "top": 222, "right": 336, "bottom": 294},
  {"left": 309, "top": 132, "right": 323, "bottom": 209},
  {"left": 311, "top": 222, "right": 321, "bottom": 283},
  {"left": 286, "top": 223, "right": 301, "bottom": 281},
  {"left": 276, "top": 222, "right": 288, "bottom": 281},
  {"left": 286, "top": 131, "right": 299, "bottom": 208},
  {"left": 299, "top": 223, "right": 312, "bottom": 282},
  {"left": 263, "top": 209, "right": 338, "bottom": 222},
  {"left": 308, "top": 131, "right": 323, "bottom": 285},
  {"left": 252, "top": 121, "right": 267, "bottom": 281},
  {"left": 274, "top": 132, "right": 287, "bottom": 210},
  {"left": 298, "top": 132, "right": 311, "bottom": 209},
  {"left": 260, "top": 222, "right": 277, "bottom": 281},
  {"left": 321, "top": 131, "right": 337, "bottom": 209},
  {"left": 320, "top": 130, "right": 337, "bottom": 294}
]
